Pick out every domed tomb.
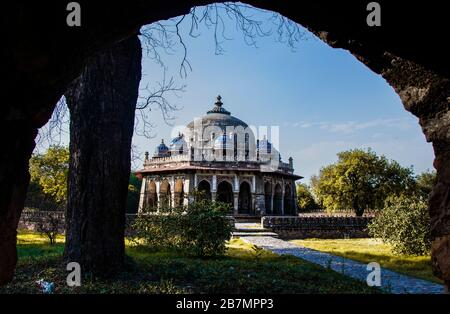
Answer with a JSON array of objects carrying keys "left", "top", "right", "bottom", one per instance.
[{"left": 185, "top": 96, "right": 256, "bottom": 161}]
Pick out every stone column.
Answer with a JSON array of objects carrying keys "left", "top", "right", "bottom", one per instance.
[
  {"left": 155, "top": 180, "right": 161, "bottom": 212},
  {"left": 252, "top": 175, "right": 256, "bottom": 193},
  {"left": 270, "top": 194, "right": 274, "bottom": 215},
  {"left": 183, "top": 178, "right": 190, "bottom": 206},
  {"left": 258, "top": 194, "right": 266, "bottom": 215},
  {"left": 234, "top": 174, "right": 239, "bottom": 192},
  {"left": 212, "top": 174, "right": 217, "bottom": 192},
  {"left": 233, "top": 192, "right": 239, "bottom": 215},
  {"left": 251, "top": 193, "right": 256, "bottom": 214},
  {"left": 292, "top": 180, "right": 298, "bottom": 215},
  {"left": 170, "top": 176, "right": 175, "bottom": 209},
  {"left": 138, "top": 177, "right": 147, "bottom": 212},
  {"left": 281, "top": 188, "right": 285, "bottom": 216},
  {"left": 211, "top": 192, "right": 217, "bottom": 202}
]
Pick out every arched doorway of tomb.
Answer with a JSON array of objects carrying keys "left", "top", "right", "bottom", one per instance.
[
  {"left": 174, "top": 178, "right": 184, "bottom": 208},
  {"left": 159, "top": 179, "right": 171, "bottom": 210},
  {"left": 273, "top": 184, "right": 283, "bottom": 215},
  {"left": 284, "top": 184, "right": 293, "bottom": 215},
  {"left": 238, "top": 181, "right": 252, "bottom": 214},
  {"left": 217, "top": 180, "right": 234, "bottom": 210},
  {"left": 145, "top": 180, "right": 158, "bottom": 212},
  {"left": 264, "top": 181, "right": 272, "bottom": 215},
  {"left": 197, "top": 180, "right": 212, "bottom": 201}
]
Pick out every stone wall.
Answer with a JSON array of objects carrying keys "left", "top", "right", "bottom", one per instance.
[
  {"left": 19, "top": 211, "right": 235, "bottom": 236},
  {"left": 262, "top": 216, "right": 373, "bottom": 239},
  {"left": 18, "top": 210, "right": 66, "bottom": 234}
]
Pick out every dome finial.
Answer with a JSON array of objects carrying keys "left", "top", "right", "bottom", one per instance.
[
  {"left": 215, "top": 95, "right": 223, "bottom": 107},
  {"left": 207, "top": 94, "right": 230, "bottom": 115}
]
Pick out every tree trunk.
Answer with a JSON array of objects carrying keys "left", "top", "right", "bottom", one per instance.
[
  {"left": 64, "top": 35, "right": 142, "bottom": 275},
  {"left": 0, "top": 125, "right": 37, "bottom": 284}
]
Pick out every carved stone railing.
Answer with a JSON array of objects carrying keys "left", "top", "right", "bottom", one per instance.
[
  {"left": 144, "top": 154, "right": 191, "bottom": 166},
  {"left": 142, "top": 154, "right": 295, "bottom": 175}
]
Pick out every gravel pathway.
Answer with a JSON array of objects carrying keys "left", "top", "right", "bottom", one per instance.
[{"left": 241, "top": 236, "right": 445, "bottom": 294}]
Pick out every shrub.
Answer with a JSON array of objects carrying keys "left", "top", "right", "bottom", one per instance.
[
  {"left": 368, "top": 195, "right": 431, "bottom": 255},
  {"left": 178, "top": 198, "right": 233, "bottom": 257},
  {"left": 130, "top": 213, "right": 182, "bottom": 250},
  {"left": 130, "top": 195, "right": 233, "bottom": 257},
  {"left": 36, "top": 212, "right": 64, "bottom": 245}
]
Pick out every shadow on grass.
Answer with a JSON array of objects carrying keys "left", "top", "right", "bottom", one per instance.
[{"left": 2, "top": 235, "right": 381, "bottom": 294}]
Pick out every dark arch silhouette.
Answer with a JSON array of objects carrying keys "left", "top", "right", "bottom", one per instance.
[
  {"left": 159, "top": 180, "right": 171, "bottom": 209},
  {"left": 284, "top": 184, "right": 293, "bottom": 215},
  {"left": 174, "top": 179, "right": 184, "bottom": 208},
  {"left": 145, "top": 180, "right": 158, "bottom": 212},
  {"left": 217, "top": 181, "right": 234, "bottom": 210},
  {"left": 238, "top": 181, "right": 252, "bottom": 214},
  {"left": 197, "top": 180, "right": 212, "bottom": 201},
  {"left": 273, "top": 184, "right": 283, "bottom": 215}
]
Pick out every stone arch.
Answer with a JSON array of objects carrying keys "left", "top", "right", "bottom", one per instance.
[
  {"left": 2, "top": 1, "right": 449, "bottom": 289},
  {"left": 145, "top": 180, "right": 158, "bottom": 212},
  {"left": 264, "top": 181, "right": 272, "bottom": 214},
  {"left": 238, "top": 181, "right": 252, "bottom": 214},
  {"left": 174, "top": 178, "right": 184, "bottom": 207},
  {"left": 217, "top": 180, "right": 234, "bottom": 210},
  {"left": 197, "top": 180, "right": 211, "bottom": 201},
  {"left": 273, "top": 183, "right": 283, "bottom": 215},
  {"left": 159, "top": 179, "right": 171, "bottom": 209},
  {"left": 284, "top": 184, "right": 293, "bottom": 215},
  {"left": 240, "top": 178, "right": 252, "bottom": 191}
]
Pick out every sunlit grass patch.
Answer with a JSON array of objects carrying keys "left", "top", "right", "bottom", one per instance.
[
  {"left": 16, "top": 231, "right": 65, "bottom": 261},
  {"left": 290, "top": 238, "right": 441, "bottom": 284}
]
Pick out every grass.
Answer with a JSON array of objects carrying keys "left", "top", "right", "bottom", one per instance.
[
  {"left": 290, "top": 238, "right": 442, "bottom": 284},
  {"left": 16, "top": 231, "right": 65, "bottom": 260},
  {"left": 0, "top": 232, "right": 381, "bottom": 294}
]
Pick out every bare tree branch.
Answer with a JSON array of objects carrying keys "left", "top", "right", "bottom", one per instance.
[
  {"left": 38, "top": 4, "right": 307, "bottom": 150},
  {"left": 36, "top": 97, "right": 69, "bottom": 150},
  {"left": 134, "top": 69, "right": 186, "bottom": 139}
]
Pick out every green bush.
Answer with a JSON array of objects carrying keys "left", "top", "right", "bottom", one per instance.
[
  {"left": 130, "top": 195, "right": 233, "bottom": 257},
  {"left": 130, "top": 213, "right": 182, "bottom": 250},
  {"left": 368, "top": 195, "right": 431, "bottom": 255},
  {"left": 178, "top": 198, "right": 234, "bottom": 257}
]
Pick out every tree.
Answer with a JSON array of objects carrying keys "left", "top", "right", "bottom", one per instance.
[
  {"left": 415, "top": 170, "right": 437, "bottom": 201},
  {"left": 296, "top": 183, "right": 318, "bottom": 211},
  {"left": 28, "top": 146, "right": 69, "bottom": 205},
  {"left": 64, "top": 35, "right": 142, "bottom": 275},
  {"left": 368, "top": 195, "right": 431, "bottom": 255},
  {"left": 310, "top": 148, "right": 415, "bottom": 216}
]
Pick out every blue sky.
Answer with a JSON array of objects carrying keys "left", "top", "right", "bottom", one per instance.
[{"left": 37, "top": 5, "right": 435, "bottom": 183}]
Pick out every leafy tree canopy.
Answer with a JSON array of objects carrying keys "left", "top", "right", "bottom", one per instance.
[
  {"left": 296, "top": 183, "right": 319, "bottom": 211},
  {"left": 414, "top": 169, "right": 436, "bottom": 200},
  {"left": 310, "top": 148, "right": 415, "bottom": 215},
  {"left": 29, "top": 146, "right": 69, "bottom": 204}
]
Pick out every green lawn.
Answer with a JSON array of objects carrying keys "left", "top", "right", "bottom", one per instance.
[
  {"left": 0, "top": 232, "right": 381, "bottom": 294},
  {"left": 290, "top": 238, "right": 441, "bottom": 284}
]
